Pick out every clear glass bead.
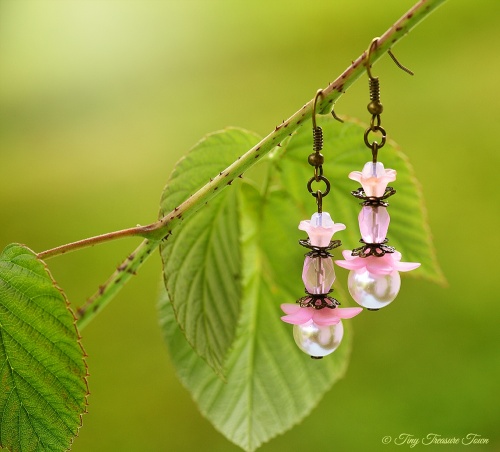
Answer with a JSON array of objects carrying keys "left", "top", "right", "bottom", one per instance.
[
  {"left": 302, "top": 256, "right": 336, "bottom": 294},
  {"left": 348, "top": 269, "right": 401, "bottom": 309},
  {"left": 293, "top": 321, "right": 344, "bottom": 358},
  {"left": 359, "top": 205, "right": 390, "bottom": 243}
]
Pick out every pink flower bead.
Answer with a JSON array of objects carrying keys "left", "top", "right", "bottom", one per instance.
[
  {"left": 280, "top": 303, "right": 362, "bottom": 326},
  {"left": 349, "top": 161, "right": 396, "bottom": 197},
  {"left": 335, "top": 250, "right": 420, "bottom": 275},
  {"left": 298, "top": 212, "right": 346, "bottom": 247}
]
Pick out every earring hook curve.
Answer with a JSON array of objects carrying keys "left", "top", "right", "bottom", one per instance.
[
  {"left": 365, "top": 37, "right": 414, "bottom": 79},
  {"left": 312, "top": 88, "right": 344, "bottom": 126},
  {"left": 312, "top": 89, "right": 323, "bottom": 131}
]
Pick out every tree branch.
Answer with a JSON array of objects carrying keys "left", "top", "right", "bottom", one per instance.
[
  {"left": 144, "top": 0, "right": 447, "bottom": 239},
  {"left": 76, "top": 238, "right": 153, "bottom": 329}
]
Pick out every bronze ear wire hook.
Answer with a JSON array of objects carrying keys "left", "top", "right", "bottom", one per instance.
[
  {"left": 365, "top": 37, "right": 414, "bottom": 79},
  {"left": 312, "top": 85, "right": 344, "bottom": 125},
  {"left": 307, "top": 89, "right": 331, "bottom": 213},
  {"left": 310, "top": 90, "right": 325, "bottom": 184},
  {"left": 387, "top": 49, "right": 414, "bottom": 76},
  {"left": 331, "top": 107, "right": 344, "bottom": 124},
  {"left": 311, "top": 90, "right": 325, "bottom": 181},
  {"left": 365, "top": 37, "right": 379, "bottom": 81},
  {"left": 363, "top": 37, "right": 414, "bottom": 163},
  {"left": 311, "top": 89, "right": 322, "bottom": 133},
  {"left": 364, "top": 39, "right": 386, "bottom": 163}
]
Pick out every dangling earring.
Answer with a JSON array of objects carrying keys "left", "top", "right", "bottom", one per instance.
[
  {"left": 280, "top": 90, "right": 362, "bottom": 359},
  {"left": 335, "top": 38, "right": 420, "bottom": 311}
]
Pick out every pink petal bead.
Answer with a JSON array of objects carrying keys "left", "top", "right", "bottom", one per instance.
[
  {"left": 298, "top": 212, "right": 346, "bottom": 247},
  {"left": 313, "top": 306, "right": 363, "bottom": 326},
  {"left": 359, "top": 206, "right": 390, "bottom": 243},
  {"left": 349, "top": 161, "right": 397, "bottom": 197},
  {"left": 302, "top": 256, "right": 336, "bottom": 294},
  {"left": 335, "top": 251, "right": 421, "bottom": 276},
  {"left": 280, "top": 304, "right": 314, "bottom": 325}
]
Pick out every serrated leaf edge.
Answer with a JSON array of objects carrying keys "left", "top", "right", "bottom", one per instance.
[
  {"left": 0, "top": 244, "right": 90, "bottom": 452},
  {"left": 34, "top": 245, "right": 90, "bottom": 451}
]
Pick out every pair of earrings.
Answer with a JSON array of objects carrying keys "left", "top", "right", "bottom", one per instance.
[{"left": 281, "top": 39, "right": 420, "bottom": 359}]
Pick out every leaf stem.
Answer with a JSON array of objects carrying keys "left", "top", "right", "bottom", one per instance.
[
  {"left": 48, "top": 0, "right": 446, "bottom": 327},
  {"left": 37, "top": 225, "right": 157, "bottom": 260}
]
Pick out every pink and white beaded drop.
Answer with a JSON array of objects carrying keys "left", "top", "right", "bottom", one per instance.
[
  {"left": 281, "top": 212, "right": 362, "bottom": 358},
  {"left": 280, "top": 90, "right": 362, "bottom": 359},
  {"left": 335, "top": 162, "right": 420, "bottom": 310},
  {"left": 335, "top": 46, "right": 420, "bottom": 310}
]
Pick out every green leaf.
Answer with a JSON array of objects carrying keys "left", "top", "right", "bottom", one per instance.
[
  {"left": 159, "top": 128, "right": 261, "bottom": 376},
  {"left": 159, "top": 183, "right": 352, "bottom": 452},
  {"left": 276, "top": 116, "right": 444, "bottom": 284},
  {"left": 159, "top": 118, "right": 441, "bottom": 450},
  {"left": 0, "top": 244, "right": 88, "bottom": 452}
]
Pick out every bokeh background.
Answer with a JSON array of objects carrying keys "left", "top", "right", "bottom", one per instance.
[{"left": 1, "top": 0, "right": 498, "bottom": 451}]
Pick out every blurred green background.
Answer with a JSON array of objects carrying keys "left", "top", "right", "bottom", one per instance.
[{"left": 1, "top": 0, "right": 498, "bottom": 451}]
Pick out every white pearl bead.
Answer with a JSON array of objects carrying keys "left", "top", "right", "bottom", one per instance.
[
  {"left": 348, "top": 269, "right": 401, "bottom": 309},
  {"left": 293, "top": 321, "right": 344, "bottom": 358}
]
